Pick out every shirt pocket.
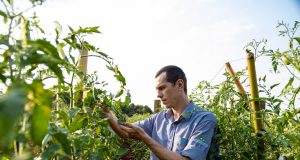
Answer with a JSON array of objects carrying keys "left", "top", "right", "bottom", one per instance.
[{"left": 174, "top": 136, "right": 189, "bottom": 152}]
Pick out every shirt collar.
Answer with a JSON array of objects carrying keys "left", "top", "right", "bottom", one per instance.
[
  {"left": 178, "top": 101, "right": 198, "bottom": 121},
  {"left": 164, "top": 101, "right": 201, "bottom": 122}
]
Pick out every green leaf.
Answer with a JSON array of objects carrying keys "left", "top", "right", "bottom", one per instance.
[
  {"left": 57, "top": 42, "right": 68, "bottom": 62},
  {"left": 57, "top": 110, "right": 69, "bottom": 126},
  {"left": 116, "top": 148, "right": 128, "bottom": 157},
  {"left": 289, "top": 39, "right": 293, "bottom": 49},
  {"left": 290, "top": 86, "right": 300, "bottom": 107},
  {"left": 0, "top": 88, "right": 26, "bottom": 148},
  {"left": 20, "top": 52, "right": 64, "bottom": 82},
  {"left": 63, "top": 37, "right": 77, "bottom": 49},
  {"left": 125, "top": 91, "right": 131, "bottom": 106},
  {"left": 82, "top": 41, "right": 96, "bottom": 51},
  {"left": 0, "top": 35, "right": 9, "bottom": 45},
  {"left": 284, "top": 133, "right": 299, "bottom": 143},
  {"left": 68, "top": 115, "right": 87, "bottom": 132},
  {"left": 182, "top": 111, "right": 191, "bottom": 119},
  {"left": 68, "top": 25, "right": 74, "bottom": 33},
  {"left": 115, "top": 89, "right": 123, "bottom": 98},
  {"left": 0, "top": 10, "right": 7, "bottom": 24},
  {"left": 41, "top": 144, "right": 61, "bottom": 160},
  {"left": 6, "top": 0, "right": 13, "bottom": 5},
  {"left": 96, "top": 50, "right": 110, "bottom": 60},
  {"left": 76, "top": 26, "right": 101, "bottom": 34},
  {"left": 113, "top": 66, "right": 126, "bottom": 86},
  {"left": 294, "top": 37, "right": 300, "bottom": 45},
  {"left": 281, "top": 139, "right": 290, "bottom": 147},
  {"left": 281, "top": 77, "right": 294, "bottom": 94},
  {"left": 0, "top": 73, "right": 6, "bottom": 83},
  {"left": 28, "top": 39, "right": 61, "bottom": 59},
  {"left": 271, "top": 55, "right": 278, "bottom": 73},
  {"left": 106, "top": 65, "right": 114, "bottom": 72},
  {"left": 42, "top": 134, "right": 51, "bottom": 148},
  {"left": 53, "top": 132, "right": 71, "bottom": 154},
  {"left": 30, "top": 105, "right": 51, "bottom": 146},
  {"left": 54, "top": 21, "right": 62, "bottom": 40},
  {"left": 116, "top": 73, "right": 126, "bottom": 86},
  {"left": 270, "top": 83, "right": 280, "bottom": 90},
  {"left": 68, "top": 107, "right": 80, "bottom": 119}
]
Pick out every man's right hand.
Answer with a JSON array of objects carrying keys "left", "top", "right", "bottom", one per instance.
[
  {"left": 101, "top": 106, "right": 113, "bottom": 119},
  {"left": 98, "top": 105, "right": 129, "bottom": 138}
]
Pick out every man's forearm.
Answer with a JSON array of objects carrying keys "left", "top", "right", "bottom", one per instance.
[
  {"left": 141, "top": 134, "right": 189, "bottom": 160},
  {"left": 106, "top": 112, "right": 128, "bottom": 138}
]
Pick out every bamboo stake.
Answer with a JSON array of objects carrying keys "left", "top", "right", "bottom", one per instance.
[
  {"left": 154, "top": 99, "right": 161, "bottom": 113},
  {"left": 246, "top": 49, "right": 265, "bottom": 159},
  {"left": 225, "top": 62, "right": 246, "bottom": 95},
  {"left": 78, "top": 45, "right": 88, "bottom": 75},
  {"left": 246, "top": 50, "right": 264, "bottom": 133},
  {"left": 77, "top": 45, "right": 88, "bottom": 110}
]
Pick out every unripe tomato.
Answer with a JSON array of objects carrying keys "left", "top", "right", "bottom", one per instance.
[
  {"left": 282, "top": 56, "right": 290, "bottom": 65},
  {"left": 219, "top": 84, "right": 224, "bottom": 91}
]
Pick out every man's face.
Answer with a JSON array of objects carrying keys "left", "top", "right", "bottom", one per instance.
[{"left": 155, "top": 72, "right": 179, "bottom": 108}]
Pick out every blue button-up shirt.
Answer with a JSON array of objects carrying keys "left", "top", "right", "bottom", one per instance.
[{"left": 135, "top": 101, "right": 217, "bottom": 160}]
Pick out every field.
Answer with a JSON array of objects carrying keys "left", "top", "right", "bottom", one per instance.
[{"left": 0, "top": 1, "right": 299, "bottom": 159}]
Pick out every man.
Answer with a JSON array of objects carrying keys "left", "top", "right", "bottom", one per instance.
[{"left": 103, "top": 65, "right": 218, "bottom": 160}]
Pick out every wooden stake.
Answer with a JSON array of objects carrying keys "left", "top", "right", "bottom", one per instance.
[
  {"left": 246, "top": 50, "right": 264, "bottom": 133},
  {"left": 246, "top": 50, "right": 265, "bottom": 159},
  {"left": 154, "top": 99, "right": 161, "bottom": 113},
  {"left": 77, "top": 45, "right": 88, "bottom": 110},
  {"left": 225, "top": 62, "right": 246, "bottom": 95},
  {"left": 78, "top": 46, "right": 88, "bottom": 74}
]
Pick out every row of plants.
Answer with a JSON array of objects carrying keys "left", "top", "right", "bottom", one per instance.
[
  {"left": 190, "top": 21, "right": 300, "bottom": 159},
  {"left": 0, "top": 0, "right": 299, "bottom": 159},
  {"left": 0, "top": 0, "right": 131, "bottom": 159}
]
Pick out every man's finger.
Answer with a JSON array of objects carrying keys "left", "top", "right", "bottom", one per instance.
[
  {"left": 102, "top": 107, "right": 110, "bottom": 112},
  {"left": 120, "top": 125, "right": 131, "bottom": 132},
  {"left": 124, "top": 122, "right": 136, "bottom": 128}
]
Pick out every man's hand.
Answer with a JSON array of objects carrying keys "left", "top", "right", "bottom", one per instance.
[
  {"left": 121, "top": 123, "right": 190, "bottom": 160},
  {"left": 120, "top": 123, "right": 148, "bottom": 140},
  {"left": 101, "top": 106, "right": 113, "bottom": 119},
  {"left": 98, "top": 106, "right": 129, "bottom": 138}
]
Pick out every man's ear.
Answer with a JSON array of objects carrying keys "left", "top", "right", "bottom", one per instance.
[{"left": 176, "top": 79, "right": 184, "bottom": 91}]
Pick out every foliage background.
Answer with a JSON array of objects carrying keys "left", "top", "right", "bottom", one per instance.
[
  {"left": 0, "top": 0, "right": 299, "bottom": 160},
  {"left": 190, "top": 21, "right": 300, "bottom": 159}
]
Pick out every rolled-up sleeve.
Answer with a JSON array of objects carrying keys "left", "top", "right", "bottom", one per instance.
[
  {"left": 180, "top": 119, "right": 217, "bottom": 160},
  {"left": 134, "top": 114, "right": 156, "bottom": 136}
]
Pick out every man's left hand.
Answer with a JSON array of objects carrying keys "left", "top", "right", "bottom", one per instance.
[{"left": 120, "top": 123, "right": 148, "bottom": 140}]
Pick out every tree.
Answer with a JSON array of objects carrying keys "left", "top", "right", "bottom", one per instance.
[{"left": 121, "top": 103, "right": 153, "bottom": 117}]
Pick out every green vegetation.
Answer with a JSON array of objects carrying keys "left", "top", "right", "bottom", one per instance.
[
  {"left": 0, "top": 1, "right": 129, "bottom": 159},
  {"left": 121, "top": 103, "right": 153, "bottom": 117},
  {"left": 0, "top": 1, "right": 299, "bottom": 159},
  {"left": 190, "top": 21, "right": 300, "bottom": 159},
  {"left": 123, "top": 113, "right": 152, "bottom": 160}
]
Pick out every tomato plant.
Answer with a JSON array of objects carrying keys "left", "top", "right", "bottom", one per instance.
[
  {"left": 190, "top": 21, "right": 300, "bottom": 159},
  {"left": 0, "top": 1, "right": 130, "bottom": 159},
  {"left": 0, "top": 1, "right": 299, "bottom": 160}
]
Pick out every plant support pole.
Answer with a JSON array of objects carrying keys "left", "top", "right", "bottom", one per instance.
[
  {"left": 77, "top": 44, "right": 88, "bottom": 111},
  {"left": 225, "top": 62, "right": 249, "bottom": 110},
  {"left": 246, "top": 50, "right": 264, "bottom": 133},
  {"left": 225, "top": 62, "right": 246, "bottom": 95},
  {"left": 246, "top": 50, "right": 265, "bottom": 159},
  {"left": 154, "top": 99, "right": 161, "bottom": 113}
]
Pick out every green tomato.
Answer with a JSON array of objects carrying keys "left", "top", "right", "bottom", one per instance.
[
  {"left": 219, "top": 84, "right": 224, "bottom": 91},
  {"left": 282, "top": 56, "right": 290, "bottom": 65}
]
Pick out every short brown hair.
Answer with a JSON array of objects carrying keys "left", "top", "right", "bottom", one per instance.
[{"left": 155, "top": 65, "right": 187, "bottom": 94}]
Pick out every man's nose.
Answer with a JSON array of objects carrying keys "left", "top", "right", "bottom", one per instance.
[{"left": 157, "top": 91, "right": 162, "bottom": 99}]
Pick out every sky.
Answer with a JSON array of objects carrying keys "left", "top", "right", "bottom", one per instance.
[{"left": 9, "top": 0, "right": 300, "bottom": 109}]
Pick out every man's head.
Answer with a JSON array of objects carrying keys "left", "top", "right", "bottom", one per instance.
[
  {"left": 155, "top": 65, "right": 188, "bottom": 108},
  {"left": 155, "top": 65, "right": 187, "bottom": 94}
]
